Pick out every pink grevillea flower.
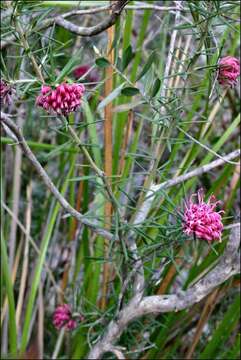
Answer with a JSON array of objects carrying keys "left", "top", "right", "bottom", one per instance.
[
  {"left": 53, "top": 304, "right": 77, "bottom": 331},
  {"left": 36, "top": 82, "right": 85, "bottom": 116},
  {"left": 73, "top": 64, "right": 99, "bottom": 83},
  {"left": 183, "top": 189, "right": 224, "bottom": 242},
  {"left": 0, "top": 80, "right": 13, "bottom": 105},
  {"left": 218, "top": 56, "right": 240, "bottom": 87}
]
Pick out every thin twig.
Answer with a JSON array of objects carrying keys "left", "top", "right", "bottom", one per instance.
[{"left": 177, "top": 125, "right": 239, "bottom": 165}]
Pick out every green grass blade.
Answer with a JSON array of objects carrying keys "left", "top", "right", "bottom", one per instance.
[
  {"left": 82, "top": 101, "right": 102, "bottom": 168},
  {"left": 199, "top": 294, "right": 240, "bottom": 359},
  {"left": 1, "top": 232, "right": 18, "bottom": 355}
]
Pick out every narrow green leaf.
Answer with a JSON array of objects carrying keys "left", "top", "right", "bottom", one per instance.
[
  {"left": 136, "top": 51, "right": 156, "bottom": 81},
  {"left": 82, "top": 101, "right": 102, "bottom": 168},
  {"left": 1, "top": 233, "right": 17, "bottom": 355},
  {"left": 110, "top": 17, "right": 121, "bottom": 53},
  {"left": 121, "top": 86, "right": 140, "bottom": 96},
  {"left": 95, "top": 57, "right": 110, "bottom": 68},
  {"left": 151, "top": 78, "right": 161, "bottom": 97},
  {"left": 130, "top": 8, "right": 152, "bottom": 82},
  {"left": 121, "top": 45, "right": 135, "bottom": 71},
  {"left": 97, "top": 83, "right": 125, "bottom": 110}
]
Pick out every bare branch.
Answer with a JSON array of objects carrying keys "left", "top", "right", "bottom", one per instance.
[
  {"left": 54, "top": 0, "right": 129, "bottom": 37},
  {"left": 88, "top": 226, "right": 240, "bottom": 359},
  {"left": 0, "top": 112, "right": 115, "bottom": 242}
]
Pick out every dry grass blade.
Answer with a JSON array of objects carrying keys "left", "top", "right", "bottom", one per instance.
[{"left": 100, "top": 10, "right": 115, "bottom": 310}]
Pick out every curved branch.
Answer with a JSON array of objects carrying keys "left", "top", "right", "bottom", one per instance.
[
  {"left": 1, "top": 1, "right": 129, "bottom": 49},
  {"left": 54, "top": 0, "right": 129, "bottom": 37},
  {"left": 88, "top": 226, "right": 240, "bottom": 359},
  {"left": 0, "top": 112, "right": 115, "bottom": 241}
]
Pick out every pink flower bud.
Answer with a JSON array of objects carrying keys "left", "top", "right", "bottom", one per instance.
[
  {"left": 58, "top": 84, "right": 66, "bottom": 95},
  {"left": 41, "top": 85, "right": 51, "bottom": 95},
  {"left": 218, "top": 56, "right": 240, "bottom": 87},
  {"left": 36, "top": 82, "right": 85, "bottom": 116},
  {"left": 51, "top": 90, "right": 57, "bottom": 101}
]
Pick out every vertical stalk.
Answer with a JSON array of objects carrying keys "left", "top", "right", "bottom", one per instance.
[{"left": 100, "top": 5, "right": 115, "bottom": 310}]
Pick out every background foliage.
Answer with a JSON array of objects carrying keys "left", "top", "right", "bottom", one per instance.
[{"left": 1, "top": 1, "right": 240, "bottom": 359}]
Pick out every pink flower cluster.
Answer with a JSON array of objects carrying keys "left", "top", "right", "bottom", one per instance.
[
  {"left": 53, "top": 304, "right": 77, "bottom": 331},
  {"left": 0, "top": 80, "right": 13, "bottom": 105},
  {"left": 218, "top": 56, "right": 240, "bottom": 87},
  {"left": 36, "top": 83, "right": 85, "bottom": 115},
  {"left": 183, "top": 189, "right": 224, "bottom": 242},
  {"left": 73, "top": 64, "right": 99, "bottom": 83}
]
